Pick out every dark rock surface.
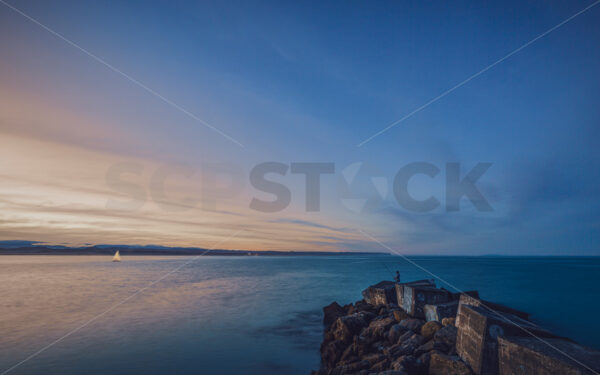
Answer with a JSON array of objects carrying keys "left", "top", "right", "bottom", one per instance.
[{"left": 324, "top": 302, "right": 347, "bottom": 327}]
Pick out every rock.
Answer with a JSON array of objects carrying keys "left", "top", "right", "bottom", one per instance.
[
  {"left": 315, "top": 280, "right": 590, "bottom": 375},
  {"left": 386, "top": 332, "right": 425, "bottom": 357},
  {"left": 391, "top": 355, "right": 417, "bottom": 373},
  {"left": 324, "top": 302, "right": 346, "bottom": 327},
  {"left": 378, "top": 305, "right": 390, "bottom": 316},
  {"left": 393, "top": 310, "right": 410, "bottom": 322},
  {"left": 414, "top": 339, "right": 450, "bottom": 357},
  {"left": 441, "top": 317, "right": 455, "bottom": 327},
  {"left": 321, "top": 339, "right": 345, "bottom": 368},
  {"left": 352, "top": 335, "right": 371, "bottom": 358},
  {"left": 428, "top": 352, "right": 472, "bottom": 375},
  {"left": 364, "top": 353, "right": 387, "bottom": 365},
  {"left": 415, "top": 350, "right": 438, "bottom": 374},
  {"left": 338, "top": 343, "right": 356, "bottom": 364},
  {"left": 396, "top": 330, "right": 416, "bottom": 343},
  {"left": 362, "top": 317, "right": 396, "bottom": 342},
  {"left": 370, "top": 340, "right": 388, "bottom": 353},
  {"left": 370, "top": 358, "right": 390, "bottom": 372},
  {"left": 421, "top": 321, "right": 443, "bottom": 340},
  {"left": 398, "top": 318, "right": 425, "bottom": 332},
  {"left": 332, "top": 314, "right": 369, "bottom": 343},
  {"left": 344, "top": 303, "right": 355, "bottom": 315},
  {"left": 354, "top": 299, "right": 378, "bottom": 314},
  {"left": 330, "top": 359, "right": 370, "bottom": 375},
  {"left": 434, "top": 325, "right": 458, "bottom": 348},
  {"left": 388, "top": 324, "right": 408, "bottom": 344}
]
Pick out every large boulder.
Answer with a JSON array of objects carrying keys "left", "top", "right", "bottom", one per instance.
[
  {"left": 320, "top": 339, "right": 345, "bottom": 368},
  {"left": 441, "top": 317, "right": 456, "bottom": 327},
  {"left": 323, "top": 302, "right": 346, "bottom": 327},
  {"left": 388, "top": 324, "right": 408, "bottom": 344},
  {"left": 393, "top": 309, "right": 411, "bottom": 322},
  {"left": 434, "top": 325, "right": 458, "bottom": 348},
  {"left": 363, "top": 353, "right": 387, "bottom": 365},
  {"left": 398, "top": 318, "right": 425, "bottom": 332},
  {"left": 421, "top": 321, "right": 443, "bottom": 340},
  {"left": 354, "top": 299, "right": 378, "bottom": 314},
  {"left": 354, "top": 336, "right": 371, "bottom": 359},
  {"left": 331, "top": 313, "right": 370, "bottom": 343},
  {"left": 362, "top": 317, "right": 396, "bottom": 342},
  {"left": 370, "top": 358, "right": 391, "bottom": 372},
  {"left": 329, "top": 359, "right": 370, "bottom": 375},
  {"left": 428, "top": 352, "right": 472, "bottom": 375},
  {"left": 415, "top": 350, "right": 439, "bottom": 374},
  {"left": 391, "top": 355, "right": 418, "bottom": 373},
  {"left": 414, "top": 339, "right": 450, "bottom": 357},
  {"left": 338, "top": 343, "right": 357, "bottom": 365},
  {"left": 385, "top": 332, "right": 425, "bottom": 357}
]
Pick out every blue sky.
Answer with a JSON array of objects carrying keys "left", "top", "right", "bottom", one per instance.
[{"left": 1, "top": 0, "right": 599, "bottom": 254}]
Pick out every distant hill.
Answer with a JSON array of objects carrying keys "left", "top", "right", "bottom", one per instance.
[{"left": 0, "top": 241, "right": 381, "bottom": 256}]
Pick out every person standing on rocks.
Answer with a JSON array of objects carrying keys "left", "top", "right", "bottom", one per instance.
[{"left": 394, "top": 270, "right": 401, "bottom": 283}]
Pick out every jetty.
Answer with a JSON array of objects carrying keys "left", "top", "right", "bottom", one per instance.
[{"left": 311, "top": 279, "right": 600, "bottom": 375}]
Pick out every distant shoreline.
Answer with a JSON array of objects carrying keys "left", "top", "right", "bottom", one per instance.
[
  {"left": 1, "top": 248, "right": 598, "bottom": 257},
  {"left": 0, "top": 245, "right": 382, "bottom": 256}
]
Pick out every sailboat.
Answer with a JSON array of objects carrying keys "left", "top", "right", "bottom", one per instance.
[{"left": 112, "top": 251, "right": 121, "bottom": 262}]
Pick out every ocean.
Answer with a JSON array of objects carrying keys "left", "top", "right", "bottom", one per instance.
[{"left": 1, "top": 255, "right": 599, "bottom": 375}]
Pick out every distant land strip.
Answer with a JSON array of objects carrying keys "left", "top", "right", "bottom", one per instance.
[{"left": 0, "top": 241, "right": 381, "bottom": 256}]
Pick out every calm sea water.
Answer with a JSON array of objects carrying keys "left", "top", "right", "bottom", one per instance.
[{"left": 1, "top": 255, "right": 599, "bottom": 375}]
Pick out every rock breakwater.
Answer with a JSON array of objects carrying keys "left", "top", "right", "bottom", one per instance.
[{"left": 311, "top": 279, "right": 600, "bottom": 375}]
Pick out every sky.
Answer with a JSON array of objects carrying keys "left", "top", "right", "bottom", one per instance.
[{"left": 1, "top": 0, "right": 599, "bottom": 254}]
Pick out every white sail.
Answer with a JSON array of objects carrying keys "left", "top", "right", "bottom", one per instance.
[{"left": 112, "top": 251, "right": 121, "bottom": 262}]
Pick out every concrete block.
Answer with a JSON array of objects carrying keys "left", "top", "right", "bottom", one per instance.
[
  {"left": 455, "top": 293, "right": 530, "bottom": 327},
  {"left": 362, "top": 281, "right": 397, "bottom": 306},
  {"left": 456, "top": 305, "right": 555, "bottom": 375},
  {"left": 394, "top": 279, "right": 435, "bottom": 310},
  {"left": 498, "top": 336, "right": 600, "bottom": 375},
  {"left": 424, "top": 300, "right": 459, "bottom": 322},
  {"left": 402, "top": 285, "right": 451, "bottom": 319},
  {"left": 451, "top": 290, "right": 480, "bottom": 301}
]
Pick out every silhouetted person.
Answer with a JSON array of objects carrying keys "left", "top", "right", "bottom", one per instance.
[{"left": 394, "top": 270, "right": 401, "bottom": 283}]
